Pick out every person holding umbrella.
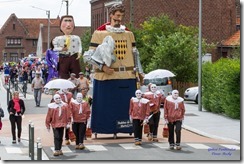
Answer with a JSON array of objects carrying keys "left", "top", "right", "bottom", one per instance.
[
  {"left": 56, "top": 88, "right": 73, "bottom": 145},
  {"left": 143, "top": 83, "right": 163, "bottom": 142}
]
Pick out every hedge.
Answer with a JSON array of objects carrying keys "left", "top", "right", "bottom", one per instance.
[{"left": 202, "top": 58, "right": 240, "bottom": 119}]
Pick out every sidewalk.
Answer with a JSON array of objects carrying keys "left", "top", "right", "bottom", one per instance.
[
  {"left": 0, "top": 73, "right": 241, "bottom": 160},
  {"left": 180, "top": 102, "right": 240, "bottom": 144}
]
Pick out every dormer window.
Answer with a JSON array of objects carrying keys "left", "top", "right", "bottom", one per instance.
[{"left": 13, "top": 22, "right": 15, "bottom": 30}]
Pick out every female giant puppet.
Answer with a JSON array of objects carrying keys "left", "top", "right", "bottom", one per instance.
[
  {"left": 83, "top": 4, "right": 144, "bottom": 136},
  {"left": 45, "top": 39, "right": 59, "bottom": 83}
]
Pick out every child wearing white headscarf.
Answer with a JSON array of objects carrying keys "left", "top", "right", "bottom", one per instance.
[
  {"left": 69, "top": 93, "right": 91, "bottom": 150},
  {"left": 45, "top": 94, "right": 71, "bottom": 156},
  {"left": 56, "top": 88, "right": 73, "bottom": 145},
  {"left": 129, "top": 90, "right": 150, "bottom": 145},
  {"left": 143, "top": 83, "right": 164, "bottom": 142},
  {"left": 164, "top": 90, "right": 185, "bottom": 150}
]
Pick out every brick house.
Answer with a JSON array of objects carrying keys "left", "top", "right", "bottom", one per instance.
[
  {"left": 217, "top": 29, "right": 240, "bottom": 58},
  {"left": 90, "top": 0, "right": 240, "bottom": 61},
  {"left": 0, "top": 13, "right": 90, "bottom": 63}
]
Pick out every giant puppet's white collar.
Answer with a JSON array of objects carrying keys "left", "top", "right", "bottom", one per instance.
[{"left": 106, "top": 25, "right": 126, "bottom": 33}]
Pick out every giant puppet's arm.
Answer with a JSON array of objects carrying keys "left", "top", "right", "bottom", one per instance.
[
  {"left": 131, "top": 32, "right": 144, "bottom": 88},
  {"left": 75, "top": 35, "right": 82, "bottom": 60},
  {"left": 53, "top": 36, "right": 64, "bottom": 52},
  {"left": 133, "top": 48, "right": 144, "bottom": 74},
  {"left": 83, "top": 31, "right": 114, "bottom": 75}
]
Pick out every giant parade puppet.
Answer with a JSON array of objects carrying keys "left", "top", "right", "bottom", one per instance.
[
  {"left": 83, "top": 4, "right": 144, "bottom": 137},
  {"left": 53, "top": 15, "right": 82, "bottom": 79}
]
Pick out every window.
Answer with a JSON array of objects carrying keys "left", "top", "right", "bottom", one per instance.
[
  {"left": 236, "top": 25, "right": 240, "bottom": 30},
  {"left": 3, "top": 53, "right": 7, "bottom": 62},
  {"left": 10, "top": 53, "right": 18, "bottom": 62},
  {"left": 143, "top": 78, "right": 169, "bottom": 86},
  {"left": 7, "top": 38, "right": 21, "bottom": 46},
  {"left": 33, "top": 39, "right": 38, "bottom": 46},
  {"left": 21, "top": 53, "right": 24, "bottom": 59}
]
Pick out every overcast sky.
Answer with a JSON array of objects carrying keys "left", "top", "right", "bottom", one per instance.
[{"left": 0, "top": 0, "right": 91, "bottom": 28}]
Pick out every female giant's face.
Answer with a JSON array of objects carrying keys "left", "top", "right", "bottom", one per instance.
[{"left": 60, "top": 17, "right": 74, "bottom": 35}]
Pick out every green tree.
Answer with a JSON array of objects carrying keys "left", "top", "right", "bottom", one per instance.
[
  {"left": 79, "top": 29, "right": 92, "bottom": 71},
  {"left": 133, "top": 15, "right": 177, "bottom": 73},
  {"left": 81, "top": 29, "right": 92, "bottom": 54},
  {"left": 133, "top": 14, "right": 214, "bottom": 82}
]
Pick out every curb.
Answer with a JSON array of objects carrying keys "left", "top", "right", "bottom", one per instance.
[{"left": 182, "top": 125, "right": 240, "bottom": 144}]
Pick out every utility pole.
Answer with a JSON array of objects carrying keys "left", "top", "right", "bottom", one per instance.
[
  {"left": 130, "top": 0, "right": 134, "bottom": 28},
  {"left": 198, "top": 0, "right": 202, "bottom": 111},
  {"left": 64, "top": 0, "right": 69, "bottom": 15},
  {"left": 47, "top": 10, "right": 50, "bottom": 49}
]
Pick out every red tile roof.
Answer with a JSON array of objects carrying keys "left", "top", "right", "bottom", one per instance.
[
  {"left": 222, "top": 30, "right": 240, "bottom": 46},
  {"left": 19, "top": 18, "right": 60, "bottom": 38}
]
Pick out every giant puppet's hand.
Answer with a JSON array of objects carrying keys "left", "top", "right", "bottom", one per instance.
[
  {"left": 102, "top": 65, "right": 114, "bottom": 75},
  {"left": 76, "top": 53, "right": 81, "bottom": 60}
]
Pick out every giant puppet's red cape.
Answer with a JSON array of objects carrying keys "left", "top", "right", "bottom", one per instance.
[{"left": 97, "top": 22, "right": 130, "bottom": 31}]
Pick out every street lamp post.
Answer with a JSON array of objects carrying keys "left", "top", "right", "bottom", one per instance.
[
  {"left": 31, "top": 6, "right": 50, "bottom": 50},
  {"left": 64, "top": 0, "right": 69, "bottom": 15},
  {"left": 46, "top": 10, "right": 50, "bottom": 50}
]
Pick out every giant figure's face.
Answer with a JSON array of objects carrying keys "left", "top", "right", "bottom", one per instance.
[
  {"left": 110, "top": 11, "right": 124, "bottom": 28},
  {"left": 60, "top": 17, "right": 74, "bottom": 35}
]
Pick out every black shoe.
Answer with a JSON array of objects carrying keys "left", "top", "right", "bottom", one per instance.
[
  {"left": 18, "top": 138, "right": 21, "bottom": 142},
  {"left": 12, "top": 140, "right": 16, "bottom": 144}
]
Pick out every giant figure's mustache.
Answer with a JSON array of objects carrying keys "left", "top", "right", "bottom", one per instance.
[{"left": 113, "top": 19, "right": 121, "bottom": 28}]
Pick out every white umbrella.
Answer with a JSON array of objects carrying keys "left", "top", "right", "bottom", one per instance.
[
  {"left": 144, "top": 69, "right": 175, "bottom": 79},
  {"left": 44, "top": 79, "right": 75, "bottom": 90}
]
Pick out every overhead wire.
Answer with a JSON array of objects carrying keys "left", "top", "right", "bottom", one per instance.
[
  {"left": 57, "top": 0, "right": 64, "bottom": 17},
  {"left": 69, "top": 0, "right": 74, "bottom": 6},
  {"left": 0, "top": 0, "right": 23, "bottom": 3}
]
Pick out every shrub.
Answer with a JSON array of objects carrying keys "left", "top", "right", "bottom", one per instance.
[{"left": 202, "top": 59, "right": 240, "bottom": 119}]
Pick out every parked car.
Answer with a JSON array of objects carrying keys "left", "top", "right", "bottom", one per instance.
[
  {"left": 140, "top": 69, "right": 175, "bottom": 96},
  {"left": 184, "top": 86, "right": 198, "bottom": 104},
  {"left": 140, "top": 77, "right": 173, "bottom": 96}
]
